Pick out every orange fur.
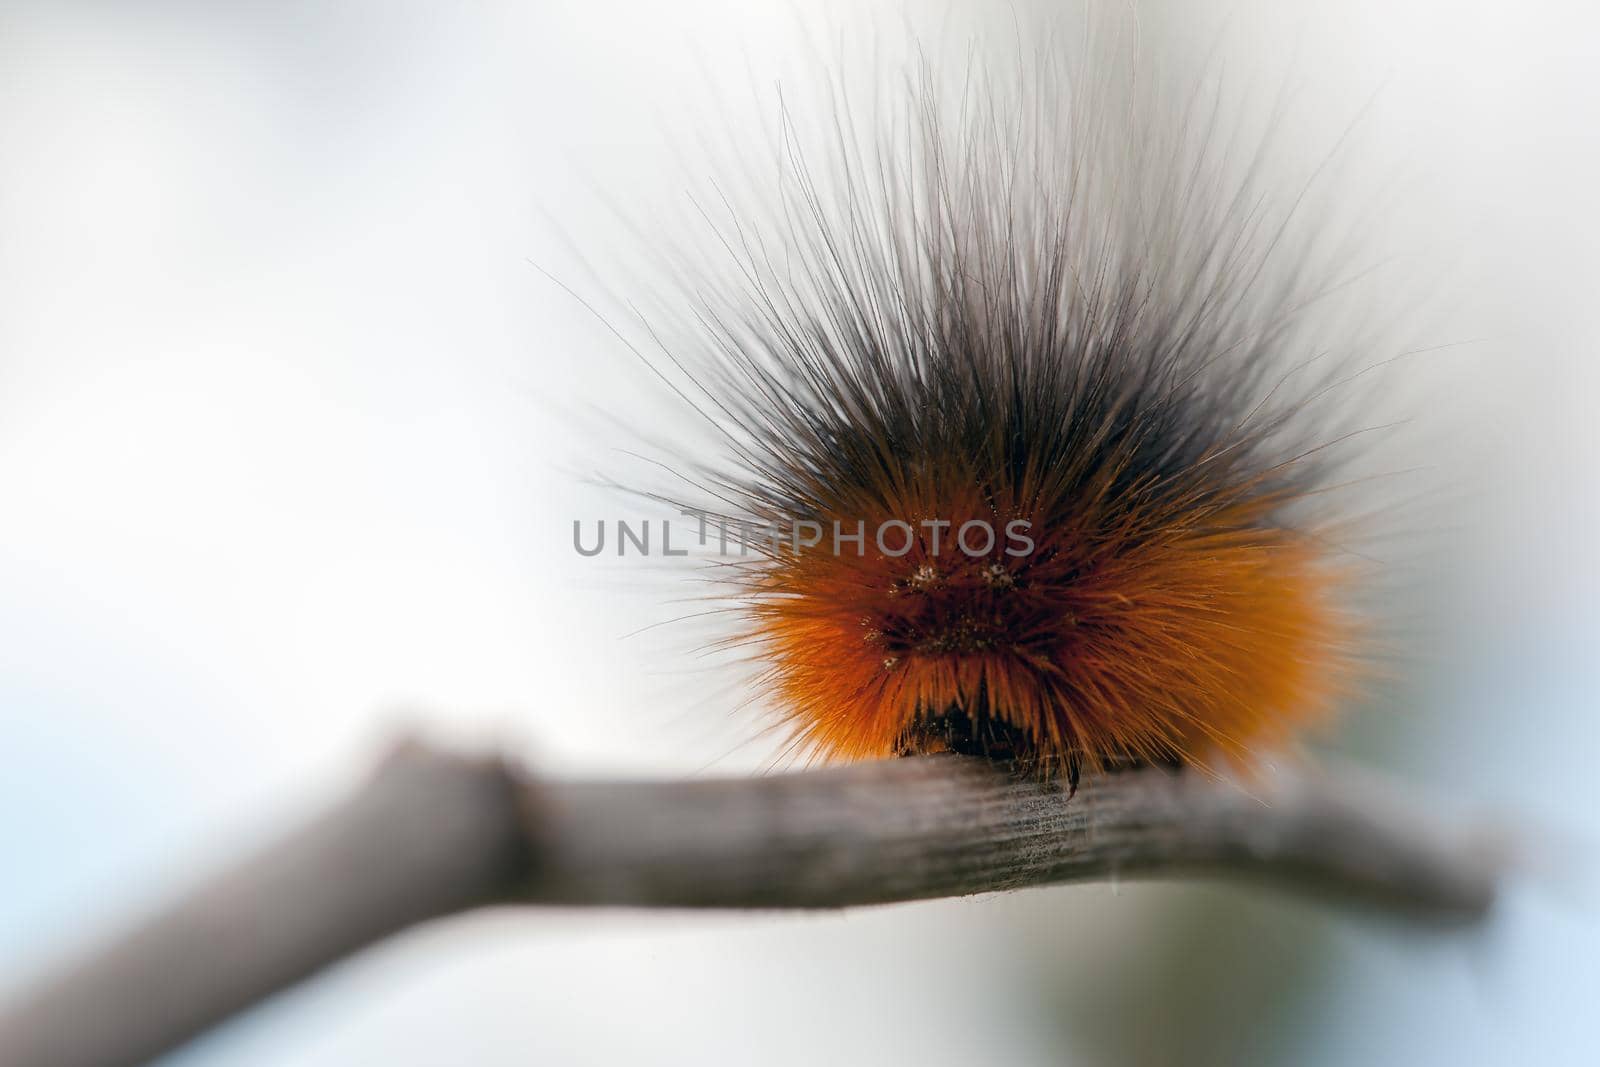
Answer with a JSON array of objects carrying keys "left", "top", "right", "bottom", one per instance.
[{"left": 751, "top": 482, "right": 1353, "bottom": 771}]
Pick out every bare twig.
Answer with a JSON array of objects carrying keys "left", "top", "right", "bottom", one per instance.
[{"left": 0, "top": 741, "right": 1508, "bottom": 1067}]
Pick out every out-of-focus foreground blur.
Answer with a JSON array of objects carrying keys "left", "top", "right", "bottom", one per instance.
[{"left": 0, "top": 2, "right": 1595, "bottom": 1064}]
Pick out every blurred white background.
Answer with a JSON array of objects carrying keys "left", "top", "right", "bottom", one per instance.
[{"left": 0, "top": 1, "right": 1595, "bottom": 1064}]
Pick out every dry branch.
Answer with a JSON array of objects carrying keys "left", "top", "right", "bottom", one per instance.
[{"left": 0, "top": 741, "right": 1508, "bottom": 1067}]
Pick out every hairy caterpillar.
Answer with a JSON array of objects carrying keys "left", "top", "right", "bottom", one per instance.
[{"left": 594, "top": 28, "right": 1398, "bottom": 787}]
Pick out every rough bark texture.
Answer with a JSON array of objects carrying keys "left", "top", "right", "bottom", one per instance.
[{"left": 0, "top": 742, "right": 1508, "bottom": 1067}]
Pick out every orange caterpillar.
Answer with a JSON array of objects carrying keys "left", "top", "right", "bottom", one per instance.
[{"left": 642, "top": 54, "right": 1370, "bottom": 785}]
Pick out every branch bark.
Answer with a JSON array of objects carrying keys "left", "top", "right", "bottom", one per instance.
[{"left": 0, "top": 741, "right": 1508, "bottom": 1067}]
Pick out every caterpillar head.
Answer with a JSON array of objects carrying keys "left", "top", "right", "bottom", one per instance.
[{"left": 622, "top": 47, "right": 1382, "bottom": 781}]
